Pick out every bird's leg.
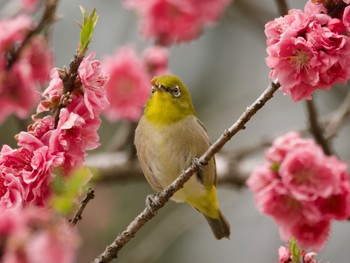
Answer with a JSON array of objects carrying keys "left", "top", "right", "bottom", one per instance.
[
  {"left": 192, "top": 157, "right": 205, "bottom": 184},
  {"left": 145, "top": 193, "right": 158, "bottom": 215}
]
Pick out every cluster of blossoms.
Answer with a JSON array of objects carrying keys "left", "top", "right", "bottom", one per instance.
[
  {"left": 102, "top": 45, "right": 168, "bottom": 122},
  {"left": 0, "top": 52, "right": 108, "bottom": 208},
  {"left": 0, "top": 15, "right": 52, "bottom": 124},
  {"left": 122, "top": 0, "right": 232, "bottom": 45},
  {"left": 278, "top": 245, "right": 319, "bottom": 263},
  {"left": 0, "top": 206, "right": 79, "bottom": 263},
  {"left": 265, "top": 0, "right": 350, "bottom": 101},
  {"left": 247, "top": 132, "right": 350, "bottom": 250}
]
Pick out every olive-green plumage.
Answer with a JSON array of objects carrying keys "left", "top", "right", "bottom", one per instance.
[{"left": 134, "top": 74, "right": 230, "bottom": 239}]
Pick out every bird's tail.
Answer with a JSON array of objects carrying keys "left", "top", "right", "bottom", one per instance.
[{"left": 203, "top": 210, "right": 230, "bottom": 240}]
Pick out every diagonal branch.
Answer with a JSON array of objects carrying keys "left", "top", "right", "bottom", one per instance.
[
  {"left": 8, "top": 0, "right": 59, "bottom": 68},
  {"left": 92, "top": 81, "right": 280, "bottom": 263},
  {"left": 305, "top": 100, "right": 332, "bottom": 155}
]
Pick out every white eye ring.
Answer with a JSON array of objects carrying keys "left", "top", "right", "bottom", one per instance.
[{"left": 170, "top": 86, "right": 181, "bottom": 98}]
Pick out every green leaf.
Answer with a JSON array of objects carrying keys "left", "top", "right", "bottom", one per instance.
[
  {"left": 50, "top": 166, "right": 93, "bottom": 215},
  {"left": 79, "top": 7, "right": 99, "bottom": 55},
  {"left": 289, "top": 237, "right": 301, "bottom": 263}
]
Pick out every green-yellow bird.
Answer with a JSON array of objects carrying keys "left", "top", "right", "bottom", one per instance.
[{"left": 134, "top": 74, "right": 230, "bottom": 239}]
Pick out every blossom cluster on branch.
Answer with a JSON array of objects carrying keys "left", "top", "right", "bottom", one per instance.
[
  {"left": 0, "top": 15, "right": 52, "bottom": 124},
  {"left": 248, "top": 132, "right": 350, "bottom": 251},
  {"left": 266, "top": 0, "right": 350, "bottom": 101}
]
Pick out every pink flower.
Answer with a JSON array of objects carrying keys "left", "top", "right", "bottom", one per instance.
[
  {"left": 291, "top": 219, "right": 330, "bottom": 251},
  {"left": 248, "top": 132, "right": 350, "bottom": 251},
  {"left": 78, "top": 52, "right": 109, "bottom": 119},
  {"left": 0, "top": 133, "right": 63, "bottom": 207},
  {"left": 123, "top": 0, "right": 231, "bottom": 45},
  {"left": 265, "top": 1, "right": 350, "bottom": 101},
  {"left": 21, "top": 36, "right": 52, "bottom": 82},
  {"left": 142, "top": 45, "right": 169, "bottom": 76},
  {"left": 0, "top": 206, "right": 79, "bottom": 263},
  {"left": 21, "top": 0, "right": 40, "bottom": 12},
  {"left": 0, "top": 61, "right": 40, "bottom": 124},
  {"left": 0, "top": 15, "right": 33, "bottom": 51},
  {"left": 279, "top": 146, "right": 339, "bottom": 201},
  {"left": 102, "top": 46, "right": 151, "bottom": 122},
  {"left": 278, "top": 246, "right": 291, "bottom": 263}
]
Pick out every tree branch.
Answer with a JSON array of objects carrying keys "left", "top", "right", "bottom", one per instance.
[
  {"left": 305, "top": 100, "right": 332, "bottom": 155},
  {"left": 325, "top": 90, "right": 350, "bottom": 140},
  {"left": 7, "top": 0, "right": 59, "bottom": 68},
  {"left": 274, "top": 0, "right": 289, "bottom": 16},
  {"left": 92, "top": 81, "right": 280, "bottom": 263},
  {"left": 69, "top": 188, "right": 95, "bottom": 226}
]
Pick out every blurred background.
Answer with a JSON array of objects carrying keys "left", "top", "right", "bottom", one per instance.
[{"left": 1, "top": 0, "right": 350, "bottom": 262}]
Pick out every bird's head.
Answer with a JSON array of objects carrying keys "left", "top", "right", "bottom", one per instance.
[{"left": 144, "top": 75, "right": 196, "bottom": 125}]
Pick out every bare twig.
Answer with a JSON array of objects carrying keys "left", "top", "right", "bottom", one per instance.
[
  {"left": 325, "top": 90, "right": 350, "bottom": 140},
  {"left": 274, "top": 0, "right": 289, "bottom": 16},
  {"left": 305, "top": 100, "right": 332, "bottom": 155},
  {"left": 7, "top": 0, "right": 59, "bottom": 68},
  {"left": 69, "top": 188, "right": 95, "bottom": 226},
  {"left": 92, "top": 81, "right": 280, "bottom": 263}
]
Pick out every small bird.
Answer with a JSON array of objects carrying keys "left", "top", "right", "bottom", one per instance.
[{"left": 134, "top": 74, "right": 230, "bottom": 239}]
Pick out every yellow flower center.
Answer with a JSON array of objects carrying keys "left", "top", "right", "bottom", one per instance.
[{"left": 290, "top": 49, "right": 310, "bottom": 72}]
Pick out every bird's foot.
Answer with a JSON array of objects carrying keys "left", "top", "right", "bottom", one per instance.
[
  {"left": 192, "top": 157, "right": 205, "bottom": 183},
  {"left": 145, "top": 194, "right": 158, "bottom": 215}
]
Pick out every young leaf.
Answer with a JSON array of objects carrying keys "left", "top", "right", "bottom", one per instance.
[{"left": 79, "top": 7, "right": 99, "bottom": 55}]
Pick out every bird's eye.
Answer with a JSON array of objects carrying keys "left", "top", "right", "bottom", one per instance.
[
  {"left": 169, "top": 86, "right": 181, "bottom": 98},
  {"left": 151, "top": 86, "right": 156, "bottom": 94}
]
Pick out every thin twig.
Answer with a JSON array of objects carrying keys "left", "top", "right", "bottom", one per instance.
[
  {"left": 92, "top": 81, "right": 280, "bottom": 263},
  {"left": 325, "top": 90, "right": 350, "bottom": 140},
  {"left": 69, "top": 188, "right": 95, "bottom": 226},
  {"left": 274, "top": 0, "right": 289, "bottom": 16},
  {"left": 305, "top": 100, "right": 332, "bottom": 155},
  {"left": 7, "top": 0, "right": 59, "bottom": 68}
]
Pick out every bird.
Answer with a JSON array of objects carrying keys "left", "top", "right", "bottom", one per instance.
[{"left": 134, "top": 74, "right": 230, "bottom": 239}]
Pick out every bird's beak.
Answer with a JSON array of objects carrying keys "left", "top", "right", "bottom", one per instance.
[{"left": 151, "top": 77, "right": 166, "bottom": 92}]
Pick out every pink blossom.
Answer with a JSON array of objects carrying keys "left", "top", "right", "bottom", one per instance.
[
  {"left": 142, "top": 45, "right": 169, "bottom": 76},
  {"left": 303, "top": 252, "right": 318, "bottom": 263},
  {"left": 291, "top": 219, "right": 330, "bottom": 251},
  {"left": 123, "top": 0, "right": 231, "bottom": 45},
  {"left": 265, "top": 2, "right": 350, "bottom": 101},
  {"left": 342, "top": 6, "right": 350, "bottom": 30},
  {"left": 0, "top": 61, "right": 40, "bottom": 124},
  {"left": 265, "top": 131, "right": 311, "bottom": 164},
  {"left": 102, "top": 46, "right": 151, "bottom": 122},
  {"left": 0, "top": 133, "right": 63, "bottom": 207},
  {"left": 78, "top": 52, "right": 109, "bottom": 119},
  {"left": 0, "top": 15, "right": 33, "bottom": 51},
  {"left": 21, "top": 0, "right": 40, "bottom": 12},
  {"left": 279, "top": 146, "right": 339, "bottom": 201},
  {"left": 278, "top": 246, "right": 291, "bottom": 263},
  {"left": 248, "top": 132, "right": 350, "bottom": 251},
  {"left": 21, "top": 36, "right": 52, "bottom": 82},
  {"left": 0, "top": 207, "right": 79, "bottom": 263}
]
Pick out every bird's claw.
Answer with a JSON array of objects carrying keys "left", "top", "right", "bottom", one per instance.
[
  {"left": 146, "top": 194, "right": 158, "bottom": 215},
  {"left": 192, "top": 157, "right": 205, "bottom": 183}
]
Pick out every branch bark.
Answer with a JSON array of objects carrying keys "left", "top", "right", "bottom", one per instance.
[
  {"left": 8, "top": 0, "right": 59, "bottom": 68},
  {"left": 305, "top": 100, "right": 332, "bottom": 155},
  {"left": 69, "top": 188, "right": 95, "bottom": 226},
  {"left": 92, "top": 81, "right": 280, "bottom": 263}
]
